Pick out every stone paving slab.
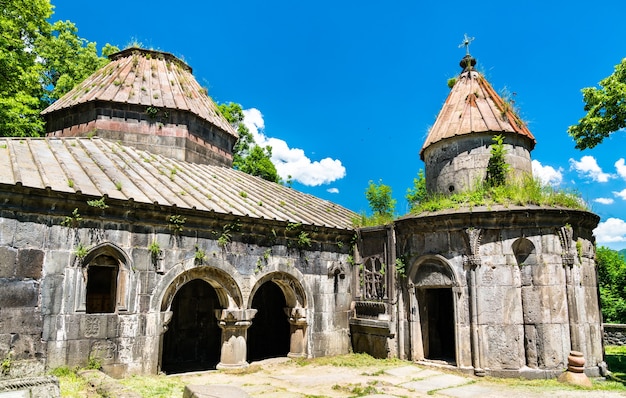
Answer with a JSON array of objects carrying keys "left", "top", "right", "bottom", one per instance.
[
  {"left": 437, "top": 383, "right": 500, "bottom": 397},
  {"left": 176, "top": 358, "right": 626, "bottom": 398},
  {"left": 401, "top": 373, "right": 472, "bottom": 393}
]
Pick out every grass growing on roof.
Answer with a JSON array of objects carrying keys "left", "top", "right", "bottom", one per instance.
[{"left": 412, "top": 175, "right": 586, "bottom": 214}]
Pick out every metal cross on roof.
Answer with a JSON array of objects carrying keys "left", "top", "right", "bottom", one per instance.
[{"left": 458, "top": 34, "right": 475, "bottom": 55}]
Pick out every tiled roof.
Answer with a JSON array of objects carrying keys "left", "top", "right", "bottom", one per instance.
[
  {"left": 0, "top": 137, "right": 355, "bottom": 230},
  {"left": 420, "top": 64, "right": 536, "bottom": 159},
  {"left": 41, "top": 48, "right": 237, "bottom": 139}
]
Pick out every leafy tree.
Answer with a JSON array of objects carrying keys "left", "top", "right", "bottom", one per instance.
[
  {"left": 365, "top": 180, "right": 396, "bottom": 218},
  {"left": 406, "top": 169, "right": 427, "bottom": 209},
  {"left": 0, "top": 1, "right": 116, "bottom": 137},
  {"left": 486, "top": 134, "right": 509, "bottom": 187},
  {"left": 238, "top": 145, "right": 279, "bottom": 183},
  {"left": 568, "top": 58, "right": 626, "bottom": 149},
  {"left": 37, "top": 20, "right": 118, "bottom": 103},
  {"left": 597, "top": 246, "right": 626, "bottom": 323},
  {"left": 0, "top": 0, "right": 52, "bottom": 137},
  {"left": 217, "top": 102, "right": 279, "bottom": 183}
]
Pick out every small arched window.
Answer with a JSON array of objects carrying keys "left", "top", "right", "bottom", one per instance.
[{"left": 86, "top": 255, "right": 119, "bottom": 314}]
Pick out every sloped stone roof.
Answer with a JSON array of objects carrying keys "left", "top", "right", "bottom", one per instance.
[
  {"left": 41, "top": 48, "right": 237, "bottom": 139},
  {"left": 420, "top": 57, "right": 536, "bottom": 159},
  {"left": 0, "top": 137, "right": 355, "bottom": 230}
]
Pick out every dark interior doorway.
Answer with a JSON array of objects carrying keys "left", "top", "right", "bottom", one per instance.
[
  {"left": 247, "top": 281, "right": 290, "bottom": 361},
  {"left": 417, "top": 288, "right": 456, "bottom": 363},
  {"left": 86, "top": 258, "right": 117, "bottom": 313},
  {"left": 161, "top": 279, "right": 221, "bottom": 374}
]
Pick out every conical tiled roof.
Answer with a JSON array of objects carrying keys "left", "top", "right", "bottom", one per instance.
[
  {"left": 41, "top": 48, "right": 237, "bottom": 139},
  {"left": 420, "top": 56, "right": 535, "bottom": 160}
]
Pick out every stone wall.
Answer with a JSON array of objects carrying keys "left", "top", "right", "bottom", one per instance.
[
  {"left": 603, "top": 324, "right": 626, "bottom": 346},
  {"left": 423, "top": 133, "right": 533, "bottom": 194},
  {"left": 392, "top": 206, "right": 602, "bottom": 377},
  {"left": 0, "top": 187, "right": 353, "bottom": 376},
  {"left": 44, "top": 101, "right": 236, "bottom": 167}
]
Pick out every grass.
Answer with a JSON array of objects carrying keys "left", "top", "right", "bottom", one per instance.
[
  {"left": 606, "top": 345, "right": 626, "bottom": 381},
  {"left": 118, "top": 374, "right": 185, "bottom": 397},
  {"left": 53, "top": 351, "right": 626, "bottom": 396},
  {"left": 412, "top": 176, "right": 586, "bottom": 214},
  {"left": 50, "top": 367, "right": 92, "bottom": 398},
  {"left": 292, "top": 352, "right": 406, "bottom": 368}
]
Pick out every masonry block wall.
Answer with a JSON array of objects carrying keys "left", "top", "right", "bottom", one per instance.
[
  {"left": 392, "top": 206, "right": 603, "bottom": 378},
  {"left": 0, "top": 189, "right": 353, "bottom": 377}
]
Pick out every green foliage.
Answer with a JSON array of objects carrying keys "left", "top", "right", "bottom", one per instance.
[
  {"left": 87, "top": 197, "right": 108, "bottom": 209},
  {"left": 61, "top": 208, "right": 82, "bottom": 228},
  {"left": 86, "top": 355, "right": 102, "bottom": 370},
  {"left": 297, "top": 231, "right": 312, "bottom": 249},
  {"left": 216, "top": 221, "right": 240, "bottom": 248},
  {"left": 568, "top": 58, "right": 626, "bottom": 149},
  {"left": 168, "top": 215, "right": 186, "bottom": 234},
  {"left": 363, "top": 179, "right": 396, "bottom": 225},
  {"left": 395, "top": 257, "right": 407, "bottom": 277},
  {"left": 0, "top": 3, "right": 117, "bottom": 137},
  {"left": 406, "top": 169, "right": 427, "bottom": 210},
  {"left": 1, "top": 353, "right": 11, "bottom": 375},
  {"left": 411, "top": 175, "right": 586, "bottom": 214},
  {"left": 238, "top": 145, "right": 280, "bottom": 183},
  {"left": 597, "top": 246, "right": 626, "bottom": 323},
  {"left": 194, "top": 246, "right": 206, "bottom": 264},
  {"left": 118, "top": 374, "right": 185, "bottom": 397},
  {"left": 73, "top": 242, "right": 89, "bottom": 259},
  {"left": 606, "top": 346, "right": 626, "bottom": 382},
  {"left": 486, "top": 134, "right": 509, "bottom": 188},
  {"left": 218, "top": 102, "right": 280, "bottom": 183},
  {"left": 447, "top": 77, "right": 457, "bottom": 89},
  {"left": 36, "top": 20, "right": 118, "bottom": 103},
  {"left": 148, "top": 240, "right": 161, "bottom": 257}
]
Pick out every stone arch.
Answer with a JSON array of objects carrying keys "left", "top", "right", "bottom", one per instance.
[
  {"left": 248, "top": 271, "right": 307, "bottom": 309},
  {"left": 408, "top": 255, "right": 459, "bottom": 364},
  {"left": 247, "top": 271, "right": 310, "bottom": 360},
  {"left": 157, "top": 263, "right": 244, "bottom": 374},
  {"left": 75, "top": 242, "right": 134, "bottom": 313},
  {"left": 159, "top": 265, "right": 243, "bottom": 312},
  {"left": 408, "top": 254, "right": 458, "bottom": 288}
]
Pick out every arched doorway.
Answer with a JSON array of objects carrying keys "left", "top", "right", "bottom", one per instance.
[
  {"left": 161, "top": 279, "right": 222, "bottom": 373},
  {"left": 247, "top": 281, "right": 290, "bottom": 361},
  {"left": 410, "top": 258, "right": 457, "bottom": 364}
]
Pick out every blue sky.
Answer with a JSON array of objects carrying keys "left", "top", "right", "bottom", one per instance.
[{"left": 52, "top": 0, "right": 626, "bottom": 250}]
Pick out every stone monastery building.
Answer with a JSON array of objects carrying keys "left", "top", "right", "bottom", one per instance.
[{"left": 0, "top": 48, "right": 604, "bottom": 379}]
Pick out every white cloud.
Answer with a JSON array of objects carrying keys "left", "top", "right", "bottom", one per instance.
[
  {"left": 242, "top": 108, "right": 346, "bottom": 186},
  {"left": 614, "top": 189, "right": 626, "bottom": 200},
  {"left": 594, "top": 197, "right": 614, "bottom": 205},
  {"left": 594, "top": 218, "right": 626, "bottom": 243},
  {"left": 569, "top": 155, "right": 613, "bottom": 183},
  {"left": 327, "top": 188, "right": 339, "bottom": 194},
  {"left": 532, "top": 160, "right": 563, "bottom": 186},
  {"left": 616, "top": 158, "right": 626, "bottom": 180}
]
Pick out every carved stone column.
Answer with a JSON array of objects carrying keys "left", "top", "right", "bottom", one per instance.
[
  {"left": 464, "top": 228, "right": 484, "bottom": 376},
  {"left": 285, "top": 307, "right": 308, "bottom": 358},
  {"left": 215, "top": 309, "right": 257, "bottom": 369},
  {"left": 558, "top": 225, "right": 581, "bottom": 353},
  {"left": 407, "top": 281, "right": 424, "bottom": 361}
]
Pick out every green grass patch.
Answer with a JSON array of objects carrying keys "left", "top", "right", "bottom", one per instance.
[
  {"left": 292, "top": 352, "right": 408, "bottom": 368},
  {"left": 49, "top": 366, "right": 91, "bottom": 398},
  {"left": 118, "top": 374, "right": 185, "bottom": 397},
  {"left": 606, "top": 345, "right": 626, "bottom": 382},
  {"left": 412, "top": 176, "right": 586, "bottom": 214}
]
